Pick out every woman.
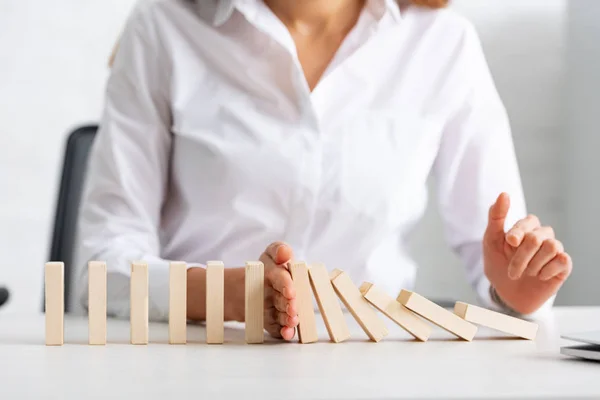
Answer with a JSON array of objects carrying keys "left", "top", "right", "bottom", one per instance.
[{"left": 76, "top": 0, "right": 572, "bottom": 341}]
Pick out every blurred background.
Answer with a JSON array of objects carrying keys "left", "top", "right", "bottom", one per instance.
[{"left": 0, "top": 0, "right": 598, "bottom": 315}]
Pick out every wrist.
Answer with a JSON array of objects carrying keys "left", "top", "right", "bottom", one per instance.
[{"left": 224, "top": 267, "right": 245, "bottom": 322}]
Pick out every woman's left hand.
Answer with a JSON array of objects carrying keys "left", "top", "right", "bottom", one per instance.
[{"left": 483, "top": 193, "right": 573, "bottom": 315}]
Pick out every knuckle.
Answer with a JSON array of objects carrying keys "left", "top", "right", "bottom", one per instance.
[
  {"left": 524, "top": 232, "right": 542, "bottom": 247},
  {"left": 566, "top": 258, "right": 574, "bottom": 273},
  {"left": 563, "top": 253, "right": 573, "bottom": 266},
  {"left": 279, "top": 313, "right": 287, "bottom": 325},
  {"left": 527, "top": 214, "right": 540, "bottom": 225},
  {"left": 544, "top": 239, "right": 559, "bottom": 253}
]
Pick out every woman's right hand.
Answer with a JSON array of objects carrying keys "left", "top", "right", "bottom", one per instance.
[{"left": 259, "top": 242, "right": 299, "bottom": 340}]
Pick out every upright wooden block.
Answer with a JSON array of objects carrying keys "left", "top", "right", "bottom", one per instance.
[
  {"left": 45, "top": 262, "right": 64, "bottom": 346},
  {"left": 454, "top": 302, "right": 538, "bottom": 340},
  {"left": 130, "top": 262, "right": 149, "bottom": 345},
  {"left": 330, "top": 269, "right": 388, "bottom": 342},
  {"left": 360, "top": 282, "right": 431, "bottom": 342},
  {"left": 308, "top": 263, "right": 351, "bottom": 343},
  {"left": 206, "top": 261, "right": 225, "bottom": 344},
  {"left": 290, "top": 262, "right": 318, "bottom": 344},
  {"left": 397, "top": 290, "right": 477, "bottom": 341},
  {"left": 245, "top": 261, "right": 264, "bottom": 344},
  {"left": 169, "top": 262, "right": 187, "bottom": 344},
  {"left": 88, "top": 261, "right": 107, "bottom": 345}
]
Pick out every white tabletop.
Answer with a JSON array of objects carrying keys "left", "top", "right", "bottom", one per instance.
[{"left": 1, "top": 307, "right": 599, "bottom": 399}]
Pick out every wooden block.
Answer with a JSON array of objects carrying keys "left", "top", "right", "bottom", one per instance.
[
  {"left": 290, "top": 262, "right": 318, "bottom": 344},
  {"left": 308, "top": 263, "right": 351, "bottom": 343},
  {"left": 169, "top": 262, "right": 187, "bottom": 344},
  {"left": 330, "top": 269, "right": 388, "bottom": 342},
  {"left": 245, "top": 261, "right": 264, "bottom": 344},
  {"left": 360, "top": 282, "right": 431, "bottom": 342},
  {"left": 88, "top": 261, "right": 107, "bottom": 345},
  {"left": 206, "top": 261, "right": 225, "bottom": 344},
  {"left": 130, "top": 262, "right": 149, "bottom": 345},
  {"left": 45, "top": 262, "right": 64, "bottom": 346},
  {"left": 454, "top": 302, "right": 538, "bottom": 340},
  {"left": 397, "top": 290, "right": 477, "bottom": 341}
]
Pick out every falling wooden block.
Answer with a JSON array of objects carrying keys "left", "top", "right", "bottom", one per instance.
[
  {"left": 397, "top": 290, "right": 477, "bottom": 341},
  {"left": 88, "top": 261, "right": 107, "bottom": 345},
  {"left": 360, "top": 282, "right": 431, "bottom": 342},
  {"left": 454, "top": 302, "right": 538, "bottom": 340},
  {"left": 290, "top": 262, "right": 318, "bottom": 344},
  {"left": 45, "top": 262, "right": 64, "bottom": 346},
  {"left": 169, "top": 262, "right": 187, "bottom": 344},
  {"left": 330, "top": 269, "right": 388, "bottom": 342},
  {"left": 130, "top": 262, "right": 149, "bottom": 345},
  {"left": 308, "top": 263, "right": 350, "bottom": 343},
  {"left": 206, "top": 261, "right": 225, "bottom": 344},
  {"left": 245, "top": 261, "right": 264, "bottom": 344}
]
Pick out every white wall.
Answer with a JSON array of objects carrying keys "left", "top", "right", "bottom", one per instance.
[
  {"left": 0, "top": 0, "right": 573, "bottom": 314},
  {"left": 0, "top": 0, "right": 137, "bottom": 314},
  {"left": 560, "top": 0, "right": 600, "bottom": 305}
]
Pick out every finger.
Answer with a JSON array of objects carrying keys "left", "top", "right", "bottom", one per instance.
[
  {"left": 264, "top": 308, "right": 282, "bottom": 339},
  {"left": 508, "top": 227, "right": 554, "bottom": 280},
  {"left": 267, "top": 266, "right": 296, "bottom": 299},
  {"left": 280, "top": 326, "right": 295, "bottom": 341},
  {"left": 505, "top": 214, "right": 541, "bottom": 247},
  {"left": 486, "top": 193, "right": 511, "bottom": 243},
  {"left": 273, "top": 292, "right": 297, "bottom": 316},
  {"left": 265, "top": 322, "right": 283, "bottom": 339},
  {"left": 526, "top": 238, "right": 563, "bottom": 277},
  {"left": 539, "top": 253, "right": 572, "bottom": 281},
  {"left": 265, "top": 242, "right": 294, "bottom": 265},
  {"left": 277, "top": 311, "right": 299, "bottom": 327}
]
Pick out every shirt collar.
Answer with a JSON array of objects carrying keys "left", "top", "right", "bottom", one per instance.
[{"left": 204, "top": 0, "right": 403, "bottom": 27}]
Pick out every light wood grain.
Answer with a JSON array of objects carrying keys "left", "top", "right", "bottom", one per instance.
[
  {"left": 206, "top": 261, "right": 225, "bottom": 344},
  {"left": 45, "top": 262, "right": 64, "bottom": 346},
  {"left": 169, "top": 262, "right": 187, "bottom": 344},
  {"left": 245, "top": 261, "right": 264, "bottom": 344},
  {"left": 330, "top": 269, "right": 388, "bottom": 342},
  {"left": 308, "top": 263, "right": 350, "bottom": 343},
  {"left": 454, "top": 302, "right": 538, "bottom": 340},
  {"left": 290, "top": 262, "right": 318, "bottom": 344},
  {"left": 130, "top": 262, "right": 149, "bottom": 345},
  {"left": 88, "top": 261, "right": 106, "bottom": 345},
  {"left": 397, "top": 290, "right": 477, "bottom": 341},
  {"left": 360, "top": 282, "right": 431, "bottom": 341}
]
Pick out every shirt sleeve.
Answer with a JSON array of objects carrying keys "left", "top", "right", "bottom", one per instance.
[
  {"left": 75, "top": 4, "right": 195, "bottom": 322},
  {"left": 432, "top": 23, "right": 553, "bottom": 316}
]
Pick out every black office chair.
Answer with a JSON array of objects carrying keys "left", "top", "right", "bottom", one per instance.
[
  {"left": 0, "top": 288, "right": 9, "bottom": 308},
  {"left": 45, "top": 125, "right": 98, "bottom": 312}
]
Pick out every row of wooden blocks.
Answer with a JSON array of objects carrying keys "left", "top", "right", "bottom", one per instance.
[{"left": 44, "top": 261, "right": 538, "bottom": 345}]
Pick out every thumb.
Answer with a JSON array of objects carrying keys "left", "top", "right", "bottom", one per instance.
[
  {"left": 265, "top": 242, "right": 294, "bottom": 265},
  {"left": 485, "top": 192, "right": 510, "bottom": 242}
]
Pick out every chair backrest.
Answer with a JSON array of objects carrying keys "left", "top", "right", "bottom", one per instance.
[{"left": 46, "top": 125, "right": 98, "bottom": 312}]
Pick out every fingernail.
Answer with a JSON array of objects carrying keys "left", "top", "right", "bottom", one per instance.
[
  {"left": 274, "top": 245, "right": 281, "bottom": 260},
  {"left": 508, "top": 267, "right": 519, "bottom": 280},
  {"left": 507, "top": 233, "right": 519, "bottom": 244}
]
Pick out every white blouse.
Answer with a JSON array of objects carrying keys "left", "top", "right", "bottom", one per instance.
[{"left": 75, "top": 0, "right": 527, "bottom": 320}]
